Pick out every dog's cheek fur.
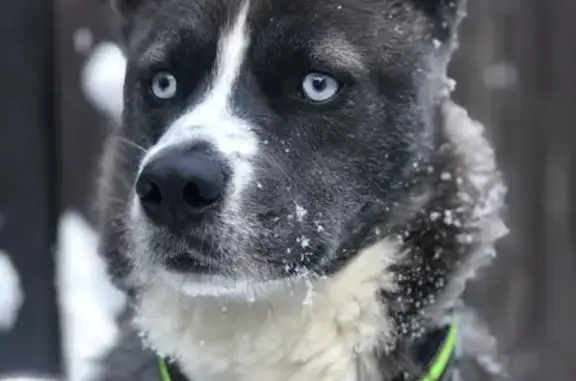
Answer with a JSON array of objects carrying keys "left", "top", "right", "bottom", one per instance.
[
  {"left": 96, "top": 128, "right": 142, "bottom": 292},
  {"left": 233, "top": 45, "right": 448, "bottom": 277}
]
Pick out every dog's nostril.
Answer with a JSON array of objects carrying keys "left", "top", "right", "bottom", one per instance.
[
  {"left": 182, "top": 176, "right": 223, "bottom": 209},
  {"left": 138, "top": 180, "right": 162, "bottom": 205},
  {"left": 183, "top": 182, "right": 207, "bottom": 208}
]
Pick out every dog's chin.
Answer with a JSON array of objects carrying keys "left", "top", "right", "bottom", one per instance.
[
  {"left": 156, "top": 252, "right": 313, "bottom": 301},
  {"left": 155, "top": 248, "right": 257, "bottom": 296},
  {"left": 157, "top": 268, "right": 299, "bottom": 301},
  {"left": 162, "top": 252, "right": 222, "bottom": 275}
]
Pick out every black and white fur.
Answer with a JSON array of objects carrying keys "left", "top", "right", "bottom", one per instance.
[{"left": 95, "top": 0, "right": 509, "bottom": 380}]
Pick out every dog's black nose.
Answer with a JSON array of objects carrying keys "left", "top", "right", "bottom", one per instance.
[{"left": 135, "top": 146, "right": 227, "bottom": 232}]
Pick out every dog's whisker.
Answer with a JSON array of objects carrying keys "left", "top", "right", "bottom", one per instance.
[{"left": 114, "top": 136, "right": 148, "bottom": 153}]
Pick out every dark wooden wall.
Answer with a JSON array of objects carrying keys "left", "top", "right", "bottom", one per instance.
[
  {"left": 452, "top": 1, "right": 576, "bottom": 380},
  {"left": 1, "top": 0, "right": 575, "bottom": 379},
  {"left": 0, "top": 0, "right": 62, "bottom": 377}
]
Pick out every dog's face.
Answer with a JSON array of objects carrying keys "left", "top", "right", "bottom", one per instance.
[{"left": 102, "top": 0, "right": 461, "bottom": 294}]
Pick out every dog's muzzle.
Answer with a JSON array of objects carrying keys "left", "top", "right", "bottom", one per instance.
[{"left": 135, "top": 144, "right": 229, "bottom": 235}]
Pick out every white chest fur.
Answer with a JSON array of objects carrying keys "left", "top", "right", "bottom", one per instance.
[{"left": 134, "top": 240, "right": 399, "bottom": 381}]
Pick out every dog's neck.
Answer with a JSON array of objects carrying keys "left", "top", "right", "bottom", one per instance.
[
  {"left": 158, "top": 321, "right": 460, "bottom": 381},
  {"left": 134, "top": 239, "right": 401, "bottom": 381}
]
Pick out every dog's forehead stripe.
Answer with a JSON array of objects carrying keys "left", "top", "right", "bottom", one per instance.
[
  {"left": 210, "top": 0, "right": 251, "bottom": 110},
  {"left": 139, "top": 0, "right": 255, "bottom": 171}
]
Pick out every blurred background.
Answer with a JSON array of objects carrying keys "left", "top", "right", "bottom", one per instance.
[{"left": 0, "top": 0, "right": 574, "bottom": 380}]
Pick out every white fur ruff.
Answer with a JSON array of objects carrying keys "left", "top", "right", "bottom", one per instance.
[{"left": 134, "top": 239, "right": 400, "bottom": 381}]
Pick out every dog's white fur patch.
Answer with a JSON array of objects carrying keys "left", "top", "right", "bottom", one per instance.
[
  {"left": 137, "top": 0, "right": 256, "bottom": 215},
  {"left": 135, "top": 239, "right": 400, "bottom": 381}
]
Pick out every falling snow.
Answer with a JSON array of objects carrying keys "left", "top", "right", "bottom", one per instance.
[
  {"left": 0, "top": 250, "right": 23, "bottom": 331},
  {"left": 57, "top": 211, "right": 126, "bottom": 381},
  {"left": 81, "top": 41, "right": 125, "bottom": 125}
]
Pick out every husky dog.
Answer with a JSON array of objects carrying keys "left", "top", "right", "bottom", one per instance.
[{"left": 95, "top": 0, "right": 509, "bottom": 380}]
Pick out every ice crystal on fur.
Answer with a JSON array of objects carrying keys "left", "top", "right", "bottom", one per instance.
[{"left": 295, "top": 203, "right": 308, "bottom": 222}]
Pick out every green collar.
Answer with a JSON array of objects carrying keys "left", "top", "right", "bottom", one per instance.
[
  {"left": 421, "top": 319, "right": 458, "bottom": 381},
  {"left": 158, "top": 320, "right": 458, "bottom": 381},
  {"left": 158, "top": 357, "right": 171, "bottom": 381}
]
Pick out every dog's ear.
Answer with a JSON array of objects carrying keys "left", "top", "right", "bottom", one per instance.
[
  {"left": 411, "top": 0, "right": 466, "bottom": 41},
  {"left": 411, "top": 0, "right": 464, "bottom": 18},
  {"left": 109, "top": 0, "right": 145, "bottom": 17},
  {"left": 107, "top": 0, "right": 155, "bottom": 45}
]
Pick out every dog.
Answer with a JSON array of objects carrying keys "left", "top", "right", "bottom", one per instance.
[{"left": 94, "top": 0, "right": 509, "bottom": 380}]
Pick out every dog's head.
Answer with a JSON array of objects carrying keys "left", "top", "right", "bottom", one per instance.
[{"left": 99, "top": 0, "right": 468, "bottom": 297}]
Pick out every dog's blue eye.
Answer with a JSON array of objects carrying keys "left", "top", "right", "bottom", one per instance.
[
  {"left": 301, "top": 72, "right": 340, "bottom": 103},
  {"left": 150, "top": 71, "right": 177, "bottom": 100}
]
